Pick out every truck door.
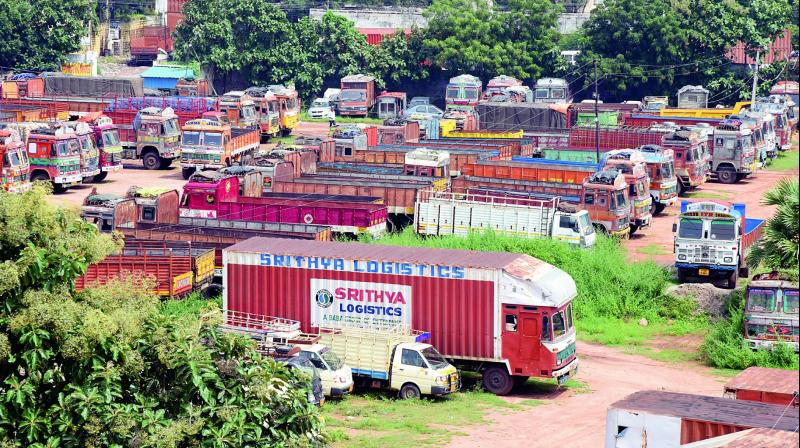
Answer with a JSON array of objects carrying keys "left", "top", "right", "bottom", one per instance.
[{"left": 502, "top": 305, "right": 540, "bottom": 375}]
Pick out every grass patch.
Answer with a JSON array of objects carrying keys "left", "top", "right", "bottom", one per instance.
[
  {"left": 625, "top": 346, "right": 697, "bottom": 363},
  {"left": 267, "top": 135, "right": 299, "bottom": 145},
  {"left": 767, "top": 147, "right": 799, "bottom": 172},
  {"left": 636, "top": 244, "right": 670, "bottom": 256},
  {"left": 301, "top": 111, "right": 384, "bottom": 125},
  {"left": 159, "top": 292, "right": 220, "bottom": 318},
  {"left": 684, "top": 190, "right": 733, "bottom": 200}
]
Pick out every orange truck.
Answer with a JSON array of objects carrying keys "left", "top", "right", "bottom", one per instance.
[{"left": 179, "top": 116, "right": 261, "bottom": 179}]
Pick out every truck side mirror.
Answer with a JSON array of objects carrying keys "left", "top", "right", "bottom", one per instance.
[{"left": 672, "top": 223, "right": 677, "bottom": 233}]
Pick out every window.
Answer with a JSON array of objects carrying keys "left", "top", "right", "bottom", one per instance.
[
  {"left": 535, "top": 89, "right": 549, "bottom": 99},
  {"left": 505, "top": 314, "right": 518, "bottom": 332},
  {"left": 614, "top": 191, "right": 627, "bottom": 209},
  {"left": 710, "top": 220, "right": 735, "bottom": 240},
  {"left": 28, "top": 143, "right": 36, "bottom": 154},
  {"left": 446, "top": 87, "right": 460, "bottom": 100},
  {"left": 559, "top": 215, "right": 573, "bottom": 229},
  {"left": 747, "top": 289, "right": 775, "bottom": 312},
  {"left": 551, "top": 89, "right": 566, "bottom": 99},
  {"left": 583, "top": 193, "right": 595, "bottom": 205},
  {"left": 566, "top": 304, "right": 573, "bottom": 329},
  {"left": 320, "top": 347, "right": 343, "bottom": 370},
  {"left": 541, "top": 315, "right": 551, "bottom": 341},
  {"left": 678, "top": 218, "right": 703, "bottom": 239},
  {"left": 464, "top": 88, "right": 479, "bottom": 100},
  {"left": 183, "top": 132, "right": 200, "bottom": 145},
  {"left": 552, "top": 312, "right": 566, "bottom": 338},
  {"left": 401, "top": 349, "right": 427, "bottom": 368},
  {"left": 784, "top": 291, "right": 799, "bottom": 314},
  {"left": 141, "top": 206, "right": 156, "bottom": 221},
  {"left": 303, "top": 352, "right": 327, "bottom": 370},
  {"left": 421, "top": 346, "right": 449, "bottom": 369},
  {"left": 206, "top": 194, "right": 215, "bottom": 205},
  {"left": 203, "top": 132, "right": 222, "bottom": 146},
  {"left": 675, "top": 151, "right": 683, "bottom": 159},
  {"left": 344, "top": 146, "right": 353, "bottom": 157}
]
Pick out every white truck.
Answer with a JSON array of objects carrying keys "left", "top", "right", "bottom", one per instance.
[
  {"left": 220, "top": 311, "right": 354, "bottom": 397},
  {"left": 414, "top": 190, "right": 596, "bottom": 247},
  {"left": 319, "top": 326, "right": 460, "bottom": 399}
]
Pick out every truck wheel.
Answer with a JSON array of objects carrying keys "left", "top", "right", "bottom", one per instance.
[
  {"left": 513, "top": 376, "right": 529, "bottom": 389},
  {"left": 182, "top": 167, "right": 195, "bottom": 180},
  {"left": 399, "top": 383, "right": 421, "bottom": 400},
  {"left": 725, "top": 270, "right": 738, "bottom": 289},
  {"left": 281, "top": 128, "right": 292, "bottom": 137},
  {"left": 653, "top": 202, "right": 666, "bottom": 217},
  {"left": 142, "top": 152, "right": 160, "bottom": 170},
  {"left": 717, "top": 168, "right": 737, "bottom": 184},
  {"left": 676, "top": 268, "right": 688, "bottom": 283},
  {"left": 677, "top": 181, "right": 686, "bottom": 197},
  {"left": 629, "top": 225, "right": 639, "bottom": 235},
  {"left": 159, "top": 158, "right": 173, "bottom": 169},
  {"left": 483, "top": 367, "right": 513, "bottom": 396},
  {"left": 93, "top": 172, "right": 108, "bottom": 183}
]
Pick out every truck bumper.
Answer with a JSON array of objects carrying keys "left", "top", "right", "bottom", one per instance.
[
  {"left": 7, "top": 182, "right": 32, "bottom": 194},
  {"left": 553, "top": 357, "right": 579, "bottom": 385},
  {"left": 634, "top": 216, "right": 651, "bottom": 228},
  {"left": 611, "top": 227, "right": 630, "bottom": 238},
  {"left": 54, "top": 173, "right": 82, "bottom": 186},
  {"left": 675, "top": 262, "right": 736, "bottom": 279},
  {"left": 329, "top": 383, "right": 354, "bottom": 397},
  {"left": 747, "top": 338, "right": 799, "bottom": 352},
  {"left": 82, "top": 169, "right": 101, "bottom": 178},
  {"left": 102, "top": 164, "right": 123, "bottom": 173},
  {"left": 182, "top": 163, "right": 224, "bottom": 170}
]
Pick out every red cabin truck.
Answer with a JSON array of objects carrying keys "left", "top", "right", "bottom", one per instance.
[
  {"left": 77, "top": 113, "right": 124, "bottom": 182},
  {"left": 23, "top": 126, "right": 82, "bottom": 193},
  {"left": 339, "top": 74, "right": 376, "bottom": 117},
  {"left": 223, "top": 237, "right": 579, "bottom": 395},
  {"left": 178, "top": 172, "right": 389, "bottom": 236},
  {"left": 0, "top": 129, "right": 31, "bottom": 193},
  {"left": 658, "top": 128, "right": 709, "bottom": 195}
]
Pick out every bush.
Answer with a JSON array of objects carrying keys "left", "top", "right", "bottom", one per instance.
[{"left": 369, "top": 229, "right": 671, "bottom": 320}]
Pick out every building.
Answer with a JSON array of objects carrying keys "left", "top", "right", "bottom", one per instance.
[{"left": 140, "top": 66, "right": 196, "bottom": 90}]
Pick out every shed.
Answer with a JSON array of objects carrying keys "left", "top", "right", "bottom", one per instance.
[
  {"left": 724, "top": 366, "right": 799, "bottom": 406},
  {"left": 140, "top": 66, "right": 196, "bottom": 90}
]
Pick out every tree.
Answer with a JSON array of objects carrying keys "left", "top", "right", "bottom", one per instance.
[
  {"left": 422, "top": 0, "right": 561, "bottom": 82},
  {"left": 0, "top": 186, "right": 325, "bottom": 445},
  {"left": 0, "top": 0, "right": 94, "bottom": 71},
  {"left": 746, "top": 178, "right": 799, "bottom": 271},
  {"left": 313, "top": 12, "right": 374, "bottom": 85},
  {"left": 367, "top": 29, "right": 430, "bottom": 89}
]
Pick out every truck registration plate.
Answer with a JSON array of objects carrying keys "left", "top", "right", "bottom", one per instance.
[{"left": 698, "top": 268, "right": 710, "bottom": 276}]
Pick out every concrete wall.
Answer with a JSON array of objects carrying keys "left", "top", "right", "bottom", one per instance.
[{"left": 309, "top": 8, "right": 427, "bottom": 29}]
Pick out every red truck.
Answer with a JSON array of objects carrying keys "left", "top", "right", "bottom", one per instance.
[
  {"left": 0, "top": 129, "right": 31, "bottom": 193},
  {"left": 178, "top": 172, "right": 389, "bottom": 236},
  {"left": 339, "top": 74, "right": 376, "bottom": 116},
  {"left": 223, "top": 237, "right": 579, "bottom": 395},
  {"left": 724, "top": 367, "right": 799, "bottom": 407},
  {"left": 77, "top": 113, "right": 124, "bottom": 182}
]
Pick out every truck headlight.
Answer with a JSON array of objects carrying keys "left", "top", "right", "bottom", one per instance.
[
  {"left": 678, "top": 254, "right": 686, "bottom": 260},
  {"left": 434, "top": 375, "right": 448, "bottom": 385},
  {"left": 724, "top": 257, "right": 733, "bottom": 263}
]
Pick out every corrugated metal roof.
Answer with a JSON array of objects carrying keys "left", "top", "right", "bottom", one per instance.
[
  {"left": 727, "top": 29, "right": 793, "bottom": 65},
  {"left": 226, "top": 237, "right": 530, "bottom": 270},
  {"left": 683, "top": 428, "right": 800, "bottom": 447},
  {"left": 724, "top": 367, "right": 799, "bottom": 395},
  {"left": 610, "top": 390, "right": 799, "bottom": 431},
  {"left": 140, "top": 66, "right": 196, "bottom": 80}
]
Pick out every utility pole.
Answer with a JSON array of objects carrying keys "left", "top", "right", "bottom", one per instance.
[
  {"left": 594, "top": 59, "right": 600, "bottom": 164},
  {"left": 750, "top": 50, "right": 760, "bottom": 103}
]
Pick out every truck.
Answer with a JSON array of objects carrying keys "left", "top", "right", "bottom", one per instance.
[
  {"left": 179, "top": 117, "right": 261, "bottom": 179},
  {"left": 76, "top": 240, "right": 215, "bottom": 297},
  {"left": 0, "top": 129, "right": 31, "bottom": 193},
  {"left": 375, "top": 92, "right": 406, "bottom": 119},
  {"left": 724, "top": 367, "right": 800, "bottom": 406},
  {"left": 80, "top": 190, "right": 137, "bottom": 232},
  {"left": 319, "top": 326, "right": 459, "bottom": 398},
  {"left": 61, "top": 121, "right": 100, "bottom": 182},
  {"left": 659, "top": 101, "right": 751, "bottom": 119},
  {"left": 659, "top": 128, "right": 709, "bottom": 194},
  {"left": 770, "top": 80, "right": 798, "bottom": 126},
  {"left": 179, "top": 172, "right": 389, "bottom": 236},
  {"left": 23, "top": 126, "right": 82, "bottom": 192},
  {"left": 118, "top": 107, "right": 181, "bottom": 170},
  {"left": 222, "top": 237, "right": 579, "bottom": 395},
  {"left": 77, "top": 113, "right": 124, "bottom": 182},
  {"left": 728, "top": 111, "right": 775, "bottom": 162},
  {"left": 218, "top": 91, "right": 258, "bottom": 129},
  {"left": 414, "top": 190, "right": 596, "bottom": 247},
  {"left": 244, "top": 87, "right": 281, "bottom": 140},
  {"left": 321, "top": 148, "right": 450, "bottom": 178},
  {"left": 532, "top": 78, "right": 571, "bottom": 104},
  {"left": 268, "top": 85, "right": 301, "bottom": 135},
  {"left": 752, "top": 97, "right": 793, "bottom": 151},
  {"left": 484, "top": 75, "right": 523, "bottom": 99},
  {"left": 339, "top": 75, "right": 376, "bottom": 117},
  {"left": 445, "top": 74, "right": 482, "bottom": 112},
  {"left": 743, "top": 272, "right": 798, "bottom": 352},
  {"left": 599, "top": 150, "right": 655, "bottom": 230},
  {"left": 708, "top": 119, "right": 758, "bottom": 184},
  {"left": 673, "top": 201, "right": 765, "bottom": 288}
]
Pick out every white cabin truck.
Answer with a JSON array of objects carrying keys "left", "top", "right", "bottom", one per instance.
[
  {"left": 405, "top": 148, "right": 450, "bottom": 177},
  {"left": 414, "top": 190, "right": 595, "bottom": 247}
]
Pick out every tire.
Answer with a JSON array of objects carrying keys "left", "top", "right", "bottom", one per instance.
[
  {"left": 677, "top": 181, "right": 686, "bottom": 197},
  {"left": 142, "top": 152, "right": 160, "bottom": 170},
  {"left": 182, "top": 167, "right": 195, "bottom": 180},
  {"left": 594, "top": 224, "right": 608, "bottom": 236},
  {"left": 717, "top": 167, "right": 737, "bottom": 184},
  {"left": 93, "top": 171, "right": 108, "bottom": 183},
  {"left": 653, "top": 202, "right": 666, "bottom": 216},
  {"left": 725, "top": 270, "right": 738, "bottom": 289},
  {"left": 281, "top": 128, "right": 292, "bottom": 137},
  {"left": 676, "top": 268, "right": 688, "bottom": 283},
  {"left": 399, "top": 383, "right": 421, "bottom": 400},
  {"left": 482, "top": 366, "right": 513, "bottom": 396},
  {"left": 159, "top": 158, "right": 173, "bottom": 169},
  {"left": 629, "top": 224, "right": 639, "bottom": 235}
]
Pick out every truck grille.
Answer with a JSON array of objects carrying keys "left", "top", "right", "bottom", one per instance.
[{"left": 691, "top": 245, "right": 716, "bottom": 263}]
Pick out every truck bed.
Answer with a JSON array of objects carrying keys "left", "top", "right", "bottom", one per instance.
[
  {"left": 743, "top": 218, "right": 766, "bottom": 250},
  {"left": 230, "top": 127, "right": 260, "bottom": 153}
]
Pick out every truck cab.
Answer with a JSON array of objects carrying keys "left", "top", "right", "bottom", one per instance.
[
  {"left": 744, "top": 272, "right": 799, "bottom": 352},
  {"left": 637, "top": 144, "right": 678, "bottom": 215},
  {"left": 26, "top": 126, "right": 82, "bottom": 192},
  {"left": 78, "top": 113, "right": 123, "bottom": 182},
  {"left": 710, "top": 119, "right": 757, "bottom": 183},
  {"left": 729, "top": 111, "right": 775, "bottom": 161},
  {"left": 80, "top": 191, "right": 137, "bottom": 232},
  {"left": 404, "top": 148, "right": 449, "bottom": 177},
  {"left": 551, "top": 204, "right": 594, "bottom": 247},
  {"left": 602, "top": 150, "right": 653, "bottom": 232},
  {"left": 376, "top": 92, "right": 407, "bottom": 119},
  {"left": 62, "top": 122, "right": 100, "bottom": 182},
  {"left": 180, "top": 115, "right": 260, "bottom": 178},
  {"left": 298, "top": 344, "right": 355, "bottom": 397},
  {"left": 532, "top": 77, "right": 571, "bottom": 105},
  {"left": 661, "top": 128, "right": 708, "bottom": 194},
  {"left": 752, "top": 97, "right": 792, "bottom": 151},
  {"left": 245, "top": 87, "right": 281, "bottom": 139},
  {"left": 339, "top": 75, "right": 376, "bottom": 117},
  {"left": 268, "top": 85, "right": 301, "bottom": 134},
  {"left": 445, "top": 74, "right": 482, "bottom": 112},
  {"left": 179, "top": 171, "right": 237, "bottom": 218},
  {"left": 0, "top": 129, "right": 31, "bottom": 193},
  {"left": 484, "top": 75, "right": 523, "bottom": 99},
  {"left": 131, "top": 107, "right": 181, "bottom": 170},
  {"left": 580, "top": 169, "right": 631, "bottom": 238},
  {"left": 219, "top": 91, "right": 258, "bottom": 129}
]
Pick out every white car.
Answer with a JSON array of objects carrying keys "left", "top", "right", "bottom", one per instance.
[{"left": 308, "top": 98, "right": 332, "bottom": 119}]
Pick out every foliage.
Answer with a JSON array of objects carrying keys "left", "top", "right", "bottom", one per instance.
[
  {"left": 422, "top": 0, "right": 562, "bottom": 82},
  {"left": 159, "top": 292, "right": 221, "bottom": 319},
  {"left": 746, "top": 178, "right": 799, "bottom": 270},
  {"left": 0, "top": 0, "right": 95, "bottom": 71},
  {"left": 0, "top": 187, "right": 324, "bottom": 446}
]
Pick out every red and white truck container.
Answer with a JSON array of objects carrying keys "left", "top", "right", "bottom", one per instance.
[
  {"left": 223, "top": 237, "right": 579, "bottom": 395},
  {"left": 723, "top": 367, "right": 799, "bottom": 406}
]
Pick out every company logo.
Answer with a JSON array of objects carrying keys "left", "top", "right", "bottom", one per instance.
[
  {"left": 315, "top": 289, "right": 334, "bottom": 308},
  {"left": 225, "top": 180, "right": 231, "bottom": 193}
]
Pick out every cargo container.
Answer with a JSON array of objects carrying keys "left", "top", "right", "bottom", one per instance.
[
  {"left": 126, "top": 186, "right": 180, "bottom": 225},
  {"left": 681, "top": 427, "right": 800, "bottom": 448},
  {"left": 81, "top": 190, "right": 137, "bottom": 232},
  {"left": 604, "top": 390, "right": 798, "bottom": 447},
  {"left": 724, "top": 367, "right": 799, "bottom": 406},
  {"left": 223, "top": 237, "right": 579, "bottom": 395},
  {"left": 76, "top": 241, "right": 215, "bottom": 297},
  {"left": 291, "top": 137, "right": 336, "bottom": 163},
  {"left": 743, "top": 272, "right": 799, "bottom": 351},
  {"left": 377, "top": 122, "right": 419, "bottom": 145},
  {"left": 414, "top": 190, "right": 596, "bottom": 247},
  {"left": 264, "top": 148, "right": 318, "bottom": 178}
]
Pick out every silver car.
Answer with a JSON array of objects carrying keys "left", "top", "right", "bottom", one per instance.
[{"left": 402, "top": 104, "right": 444, "bottom": 121}]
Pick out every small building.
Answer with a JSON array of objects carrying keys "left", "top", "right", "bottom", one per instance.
[{"left": 140, "top": 66, "right": 196, "bottom": 90}]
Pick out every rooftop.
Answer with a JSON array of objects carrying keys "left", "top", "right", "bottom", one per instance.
[
  {"left": 140, "top": 66, "right": 196, "bottom": 80},
  {"left": 725, "top": 367, "right": 800, "bottom": 396}
]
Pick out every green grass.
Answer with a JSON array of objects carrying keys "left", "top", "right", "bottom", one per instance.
[
  {"left": 300, "top": 111, "right": 384, "bottom": 125},
  {"left": 625, "top": 346, "right": 697, "bottom": 363},
  {"left": 767, "top": 148, "right": 799, "bottom": 172},
  {"left": 636, "top": 244, "right": 671, "bottom": 256},
  {"left": 266, "top": 135, "right": 299, "bottom": 145},
  {"left": 684, "top": 190, "right": 733, "bottom": 200},
  {"left": 159, "top": 292, "right": 220, "bottom": 318},
  {"left": 577, "top": 315, "right": 707, "bottom": 347}
]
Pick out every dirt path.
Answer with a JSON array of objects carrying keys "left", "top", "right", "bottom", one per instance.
[{"left": 445, "top": 342, "right": 726, "bottom": 448}]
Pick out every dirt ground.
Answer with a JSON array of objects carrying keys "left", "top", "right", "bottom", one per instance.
[{"left": 444, "top": 342, "right": 726, "bottom": 448}]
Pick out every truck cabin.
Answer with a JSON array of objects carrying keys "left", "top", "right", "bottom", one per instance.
[
  {"left": 180, "top": 171, "right": 239, "bottom": 216},
  {"left": 445, "top": 74, "right": 482, "bottom": 109},
  {"left": 125, "top": 186, "right": 180, "bottom": 224},
  {"left": 581, "top": 169, "right": 630, "bottom": 235},
  {"left": 603, "top": 153, "right": 650, "bottom": 206},
  {"left": 79, "top": 114, "right": 123, "bottom": 153},
  {"left": 376, "top": 92, "right": 407, "bottom": 119},
  {"left": 404, "top": 148, "right": 449, "bottom": 177},
  {"left": 638, "top": 145, "right": 676, "bottom": 183},
  {"left": 219, "top": 91, "right": 258, "bottom": 127},
  {"left": 181, "top": 119, "right": 229, "bottom": 165},
  {"left": 662, "top": 129, "right": 707, "bottom": 184},
  {"left": 137, "top": 107, "right": 180, "bottom": 140},
  {"left": 533, "top": 78, "right": 571, "bottom": 105},
  {"left": 673, "top": 202, "right": 741, "bottom": 254},
  {"left": 0, "top": 130, "right": 30, "bottom": 191},
  {"left": 484, "top": 75, "right": 523, "bottom": 99},
  {"left": 268, "top": 86, "right": 300, "bottom": 113},
  {"left": 245, "top": 87, "right": 280, "bottom": 118},
  {"left": 61, "top": 122, "right": 99, "bottom": 176},
  {"left": 642, "top": 96, "right": 668, "bottom": 112},
  {"left": 81, "top": 192, "right": 137, "bottom": 232},
  {"left": 744, "top": 272, "right": 799, "bottom": 351},
  {"left": 713, "top": 120, "right": 755, "bottom": 162},
  {"left": 505, "top": 86, "right": 533, "bottom": 103}
]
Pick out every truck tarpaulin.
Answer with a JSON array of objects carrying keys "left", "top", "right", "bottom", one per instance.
[
  {"left": 44, "top": 75, "right": 144, "bottom": 98},
  {"left": 476, "top": 102, "right": 568, "bottom": 132}
]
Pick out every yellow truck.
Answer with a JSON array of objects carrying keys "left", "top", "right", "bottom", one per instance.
[{"left": 319, "top": 326, "right": 460, "bottom": 399}]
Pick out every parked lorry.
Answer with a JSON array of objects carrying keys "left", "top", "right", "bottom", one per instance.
[
  {"left": 659, "top": 128, "right": 709, "bottom": 194},
  {"left": 218, "top": 91, "right": 258, "bottom": 129},
  {"left": 23, "top": 126, "right": 82, "bottom": 192},
  {"left": 752, "top": 97, "right": 793, "bottom": 151},
  {"left": 532, "top": 78, "right": 571, "bottom": 105},
  {"left": 179, "top": 117, "right": 260, "bottom": 179},
  {"left": 673, "top": 201, "right": 765, "bottom": 288},
  {"left": 724, "top": 367, "right": 800, "bottom": 406},
  {"left": 414, "top": 190, "right": 596, "bottom": 247},
  {"left": 599, "top": 151, "right": 655, "bottom": 229},
  {"left": 484, "top": 75, "right": 523, "bottom": 100},
  {"left": 445, "top": 74, "right": 482, "bottom": 112},
  {"left": 376, "top": 92, "right": 406, "bottom": 119},
  {"left": 77, "top": 113, "right": 123, "bottom": 182},
  {"left": 75, "top": 240, "right": 215, "bottom": 297},
  {"left": 728, "top": 111, "right": 775, "bottom": 162},
  {"left": 0, "top": 129, "right": 31, "bottom": 193},
  {"left": 223, "top": 237, "right": 579, "bottom": 395},
  {"left": 62, "top": 121, "right": 100, "bottom": 182},
  {"left": 743, "top": 272, "right": 798, "bottom": 352},
  {"left": 118, "top": 107, "right": 181, "bottom": 170},
  {"left": 321, "top": 148, "right": 450, "bottom": 178},
  {"left": 81, "top": 191, "right": 137, "bottom": 232},
  {"left": 244, "top": 87, "right": 281, "bottom": 140},
  {"left": 339, "top": 75, "right": 376, "bottom": 117},
  {"left": 268, "top": 85, "right": 301, "bottom": 135},
  {"left": 179, "top": 171, "right": 389, "bottom": 236},
  {"left": 319, "top": 326, "right": 459, "bottom": 398},
  {"left": 636, "top": 145, "right": 678, "bottom": 215},
  {"left": 605, "top": 390, "right": 798, "bottom": 448},
  {"left": 770, "top": 80, "right": 798, "bottom": 126},
  {"left": 708, "top": 119, "right": 758, "bottom": 183}
]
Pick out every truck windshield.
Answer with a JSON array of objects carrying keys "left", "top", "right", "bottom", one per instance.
[
  {"left": 614, "top": 191, "right": 627, "bottom": 210},
  {"left": 286, "top": 98, "right": 298, "bottom": 110},
  {"left": 268, "top": 102, "right": 279, "bottom": 113},
  {"left": 421, "top": 346, "right": 449, "bottom": 369},
  {"left": 242, "top": 105, "right": 256, "bottom": 119},
  {"left": 446, "top": 87, "right": 460, "bottom": 100},
  {"left": 183, "top": 132, "right": 201, "bottom": 145},
  {"left": 709, "top": 220, "right": 735, "bottom": 240},
  {"left": 203, "top": 132, "right": 223, "bottom": 146},
  {"left": 80, "top": 136, "right": 95, "bottom": 152},
  {"left": 662, "top": 162, "right": 674, "bottom": 179},
  {"left": 464, "top": 87, "right": 479, "bottom": 100},
  {"left": 4, "top": 151, "right": 20, "bottom": 167},
  {"left": 102, "top": 130, "right": 120, "bottom": 146},
  {"left": 747, "top": 289, "right": 775, "bottom": 312},
  {"left": 785, "top": 291, "right": 799, "bottom": 314},
  {"left": 535, "top": 88, "right": 549, "bottom": 99},
  {"left": 312, "top": 100, "right": 328, "bottom": 108},
  {"left": 679, "top": 218, "right": 703, "bottom": 239},
  {"left": 163, "top": 119, "right": 179, "bottom": 135},
  {"left": 340, "top": 91, "right": 365, "bottom": 102},
  {"left": 319, "top": 347, "right": 343, "bottom": 370},
  {"left": 552, "top": 311, "right": 566, "bottom": 338}
]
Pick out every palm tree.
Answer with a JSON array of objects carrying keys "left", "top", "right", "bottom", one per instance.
[{"left": 746, "top": 178, "right": 799, "bottom": 271}]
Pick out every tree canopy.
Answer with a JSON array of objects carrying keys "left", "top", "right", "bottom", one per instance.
[{"left": 0, "top": 186, "right": 325, "bottom": 446}]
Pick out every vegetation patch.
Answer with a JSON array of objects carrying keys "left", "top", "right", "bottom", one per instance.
[
  {"left": 636, "top": 244, "right": 671, "bottom": 256},
  {"left": 767, "top": 148, "right": 799, "bottom": 172},
  {"left": 684, "top": 190, "right": 733, "bottom": 201}
]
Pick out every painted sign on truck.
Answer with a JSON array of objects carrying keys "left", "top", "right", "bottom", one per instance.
[{"left": 311, "top": 279, "right": 411, "bottom": 329}]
